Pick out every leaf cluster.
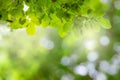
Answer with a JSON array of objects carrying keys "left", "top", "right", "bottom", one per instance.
[{"left": 0, "top": 0, "right": 111, "bottom": 37}]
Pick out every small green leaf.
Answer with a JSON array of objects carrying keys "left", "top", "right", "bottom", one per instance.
[
  {"left": 41, "top": 15, "right": 50, "bottom": 27},
  {"left": 50, "top": 14, "right": 62, "bottom": 28},
  {"left": 99, "top": 17, "right": 112, "bottom": 29},
  {"left": 58, "top": 20, "right": 73, "bottom": 37},
  {"left": 19, "top": 17, "right": 26, "bottom": 25},
  {"left": 26, "top": 23, "right": 36, "bottom": 35},
  {"left": 58, "top": 28, "right": 67, "bottom": 38}
]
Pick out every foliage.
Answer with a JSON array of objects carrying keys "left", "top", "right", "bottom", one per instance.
[{"left": 0, "top": 0, "right": 112, "bottom": 37}]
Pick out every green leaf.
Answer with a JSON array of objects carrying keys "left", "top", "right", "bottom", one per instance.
[
  {"left": 50, "top": 14, "right": 62, "bottom": 28},
  {"left": 41, "top": 15, "right": 50, "bottom": 27},
  {"left": 99, "top": 17, "right": 112, "bottom": 29},
  {"left": 19, "top": 17, "right": 26, "bottom": 25},
  {"left": 26, "top": 23, "right": 36, "bottom": 35},
  {"left": 0, "top": 0, "right": 112, "bottom": 37},
  {"left": 58, "top": 20, "right": 73, "bottom": 37}
]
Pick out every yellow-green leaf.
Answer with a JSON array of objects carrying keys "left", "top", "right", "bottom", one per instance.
[
  {"left": 41, "top": 15, "right": 50, "bottom": 27},
  {"left": 99, "top": 17, "right": 112, "bottom": 29},
  {"left": 26, "top": 24, "right": 36, "bottom": 35}
]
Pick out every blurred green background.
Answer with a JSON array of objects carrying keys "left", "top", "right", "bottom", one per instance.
[{"left": 0, "top": 0, "right": 120, "bottom": 80}]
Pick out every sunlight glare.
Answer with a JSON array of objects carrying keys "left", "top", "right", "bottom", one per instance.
[
  {"left": 26, "top": 16, "right": 31, "bottom": 22},
  {"left": 85, "top": 40, "right": 95, "bottom": 50},
  {"left": 95, "top": 72, "right": 107, "bottom": 80},
  {"left": 23, "top": 3, "right": 29, "bottom": 12},
  {"left": 74, "top": 65, "right": 88, "bottom": 76},
  {"left": 114, "top": 0, "right": 120, "bottom": 10},
  {"left": 61, "top": 56, "right": 71, "bottom": 66},
  {"left": 87, "top": 51, "right": 99, "bottom": 62},
  {"left": 0, "top": 53, "right": 7, "bottom": 63},
  {"left": 100, "top": 0, "right": 110, "bottom": 4},
  {"left": 100, "top": 36, "right": 110, "bottom": 46},
  {"left": 61, "top": 74, "right": 74, "bottom": 80},
  {"left": 39, "top": 37, "right": 54, "bottom": 50}
]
